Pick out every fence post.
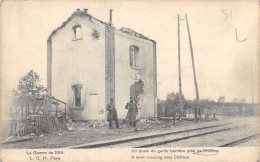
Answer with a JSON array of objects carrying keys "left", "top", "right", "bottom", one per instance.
[
  {"left": 10, "top": 120, "right": 13, "bottom": 136},
  {"left": 56, "top": 104, "right": 58, "bottom": 116}
]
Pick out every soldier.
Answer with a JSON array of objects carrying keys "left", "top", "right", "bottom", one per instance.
[
  {"left": 205, "top": 106, "right": 209, "bottom": 119},
  {"left": 125, "top": 97, "right": 138, "bottom": 127},
  {"left": 213, "top": 106, "right": 216, "bottom": 119},
  {"left": 107, "top": 98, "right": 120, "bottom": 129}
]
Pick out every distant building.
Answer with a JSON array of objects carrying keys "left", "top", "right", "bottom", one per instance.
[{"left": 47, "top": 9, "right": 157, "bottom": 120}]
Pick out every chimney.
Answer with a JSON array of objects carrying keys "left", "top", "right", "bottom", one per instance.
[
  {"left": 84, "top": 8, "right": 88, "bottom": 13},
  {"left": 109, "top": 9, "right": 113, "bottom": 25}
]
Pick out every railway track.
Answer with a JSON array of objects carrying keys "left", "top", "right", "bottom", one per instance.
[
  {"left": 114, "top": 125, "right": 244, "bottom": 148},
  {"left": 68, "top": 122, "right": 258, "bottom": 148},
  {"left": 135, "top": 126, "right": 240, "bottom": 148},
  {"left": 69, "top": 123, "right": 247, "bottom": 148},
  {"left": 218, "top": 133, "right": 259, "bottom": 147}
]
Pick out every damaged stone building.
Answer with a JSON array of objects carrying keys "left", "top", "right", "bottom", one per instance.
[{"left": 47, "top": 9, "right": 157, "bottom": 120}]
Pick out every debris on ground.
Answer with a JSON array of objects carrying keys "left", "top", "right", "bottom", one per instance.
[
  {"left": 3, "top": 136, "right": 14, "bottom": 142},
  {"left": 2, "top": 135, "right": 33, "bottom": 144},
  {"left": 3, "top": 117, "right": 257, "bottom": 148},
  {"left": 65, "top": 120, "right": 111, "bottom": 130},
  {"left": 67, "top": 127, "right": 73, "bottom": 131}
]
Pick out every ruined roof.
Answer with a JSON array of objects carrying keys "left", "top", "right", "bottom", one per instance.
[
  {"left": 48, "top": 9, "right": 106, "bottom": 41},
  {"left": 48, "top": 9, "right": 156, "bottom": 43},
  {"left": 119, "top": 27, "right": 155, "bottom": 43}
]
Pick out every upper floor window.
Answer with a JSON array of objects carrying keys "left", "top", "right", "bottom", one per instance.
[
  {"left": 130, "top": 45, "right": 139, "bottom": 68},
  {"left": 72, "top": 25, "right": 82, "bottom": 40}
]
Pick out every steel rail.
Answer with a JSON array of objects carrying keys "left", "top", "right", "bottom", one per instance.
[
  {"left": 69, "top": 123, "right": 231, "bottom": 149},
  {"left": 219, "top": 133, "right": 259, "bottom": 147},
  {"left": 135, "top": 126, "right": 241, "bottom": 148}
]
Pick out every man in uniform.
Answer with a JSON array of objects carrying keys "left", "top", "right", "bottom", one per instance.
[
  {"left": 125, "top": 97, "right": 138, "bottom": 127},
  {"left": 107, "top": 98, "right": 120, "bottom": 129}
]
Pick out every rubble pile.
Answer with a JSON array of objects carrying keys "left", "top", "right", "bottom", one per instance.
[
  {"left": 63, "top": 118, "right": 160, "bottom": 130},
  {"left": 2, "top": 135, "right": 33, "bottom": 144},
  {"left": 65, "top": 120, "right": 108, "bottom": 130}
]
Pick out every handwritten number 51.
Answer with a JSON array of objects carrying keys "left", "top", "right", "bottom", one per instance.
[{"left": 221, "top": 9, "right": 248, "bottom": 43}]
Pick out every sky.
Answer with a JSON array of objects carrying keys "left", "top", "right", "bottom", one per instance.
[{"left": 1, "top": 0, "right": 259, "bottom": 103}]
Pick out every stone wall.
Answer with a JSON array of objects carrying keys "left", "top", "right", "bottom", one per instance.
[
  {"left": 48, "top": 13, "right": 157, "bottom": 120},
  {"left": 114, "top": 30, "right": 157, "bottom": 119},
  {"left": 49, "top": 16, "right": 106, "bottom": 120}
]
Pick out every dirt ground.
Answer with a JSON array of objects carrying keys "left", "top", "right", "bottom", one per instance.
[{"left": 2, "top": 116, "right": 259, "bottom": 148}]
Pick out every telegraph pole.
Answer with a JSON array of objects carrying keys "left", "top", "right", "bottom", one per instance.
[
  {"left": 178, "top": 14, "right": 182, "bottom": 95},
  {"left": 185, "top": 14, "right": 200, "bottom": 121}
]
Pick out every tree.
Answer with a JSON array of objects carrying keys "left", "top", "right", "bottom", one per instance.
[
  {"left": 157, "top": 99, "right": 166, "bottom": 117},
  {"left": 240, "top": 98, "right": 246, "bottom": 103},
  {"left": 14, "top": 70, "right": 46, "bottom": 116},
  {"left": 17, "top": 70, "right": 46, "bottom": 95},
  {"left": 232, "top": 98, "right": 238, "bottom": 103},
  {"left": 200, "top": 99, "right": 210, "bottom": 106},
  {"left": 165, "top": 92, "right": 186, "bottom": 125},
  {"left": 218, "top": 96, "right": 225, "bottom": 103},
  {"left": 166, "top": 92, "right": 176, "bottom": 101}
]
